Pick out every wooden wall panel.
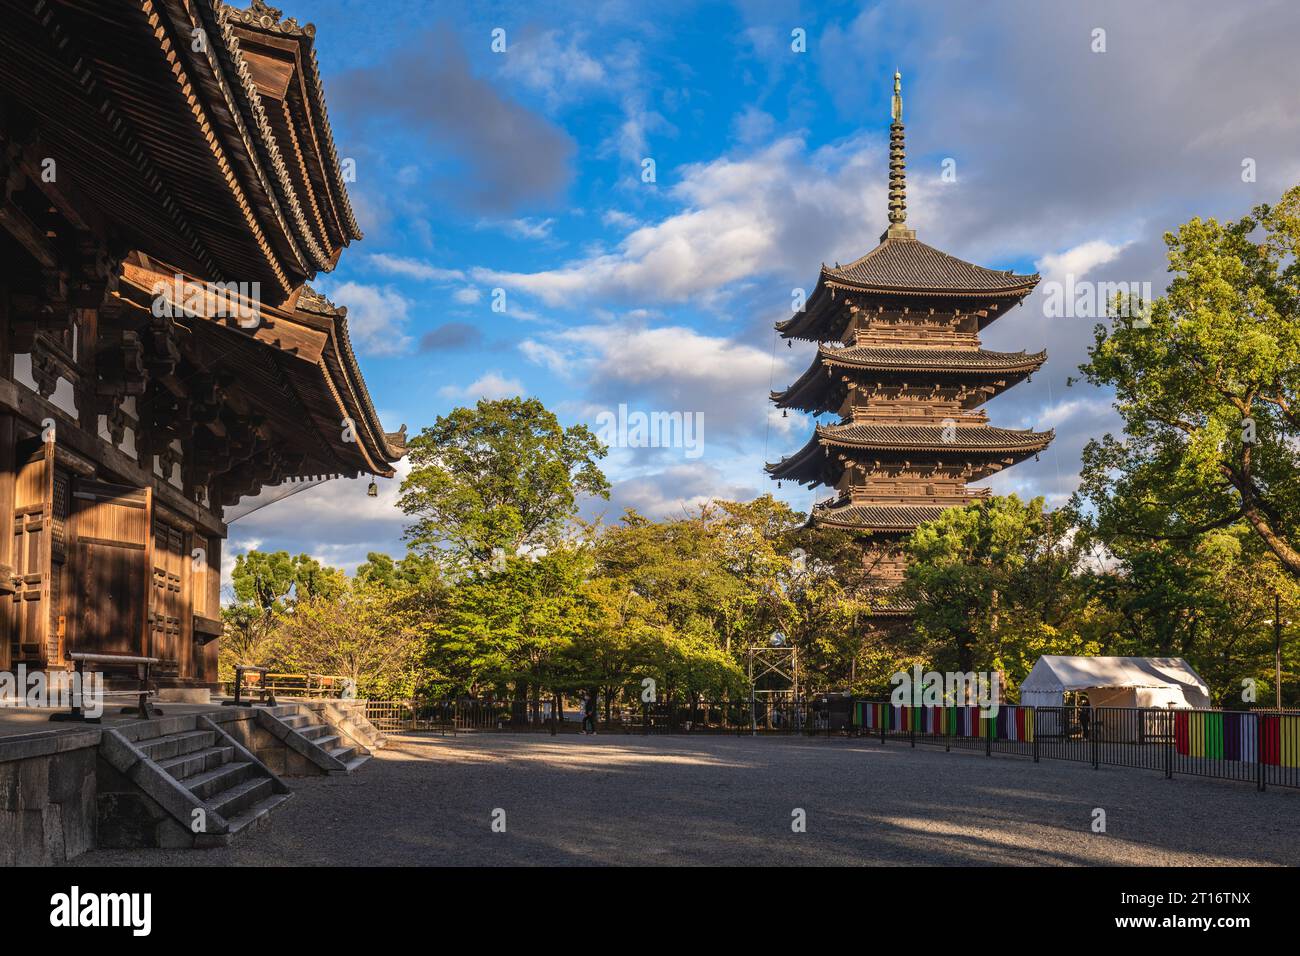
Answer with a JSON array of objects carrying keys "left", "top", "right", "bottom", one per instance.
[
  {"left": 9, "top": 439, "right": 52, "bottom": 664},
  {"left": 150, "top": 518, "right": 190, "bottom": 679},
  {"left": 0, "top": 416, "right": 14, "bottom": 672},
  {"left": 67, "top": 479, "right": 151, "bottom": 658}
]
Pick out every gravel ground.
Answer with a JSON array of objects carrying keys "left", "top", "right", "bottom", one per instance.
[{"left": 77, "top": 733, "right": 1300, "bottom": 866}]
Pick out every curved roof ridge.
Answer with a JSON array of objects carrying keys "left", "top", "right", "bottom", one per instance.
[{"left": 822, "top": 237, "right": 1039, "bottom": 295}]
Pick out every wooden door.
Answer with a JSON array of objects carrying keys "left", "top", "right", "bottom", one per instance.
[
  {"left": 9, "top": 439, "right": 53, "bottom": 664},
  {"left": 150, "top": 519, "right": 189, "bottom": 679},
  {"left": 67, "top": 479, "right": 152, "bottom": 658}
]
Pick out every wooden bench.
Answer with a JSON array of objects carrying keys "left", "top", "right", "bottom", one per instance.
[
  {"left": 222, "top": 664, "right": 276, "bottom": 707},
  {"left": 49, "top": 652, "right": 162, "bottom": 723}
]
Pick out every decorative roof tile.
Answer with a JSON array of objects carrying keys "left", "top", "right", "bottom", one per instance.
[
  {"left": 812, "top": 501, "right": 948, "bottom": 530},
  {"left": 823, "top": 237, "right": 1038, "bottom": 295},
  {"left": 819, "top": 344, "right": 1047, "bottom": 372},
  {"left": 818, "top": 422, "right": 1053, "bottom": 452}
]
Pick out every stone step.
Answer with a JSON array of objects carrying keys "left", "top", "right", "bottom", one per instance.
[
  {"left": 208, "top": 776, "right": 274, "bottom": 820},
  {"left": 224, "top": 792, "right": 293, "bottom": 838},
  {"left": 158, "top": 745, "right": 235, "bottom": 781},
  {"left": 299, "top": 724, "right": 330, "bottom": 740},
  {"left": 186, "top": 761, "right": 257, "bottom": 801},
  {"left": 315, "top": 734, "right": 341, "bottom": 751},
  {"left": 343, "top": 753, "right": 372, "bottom": 773},
  {"left": 326, "top": 744, "right": 356, "bottom": 763},
  {"left": 137, "top": 729, "right": 216, "bottom": 761},
  {"left": 281, "top": 713, "right": 310, "bottom": 728}
]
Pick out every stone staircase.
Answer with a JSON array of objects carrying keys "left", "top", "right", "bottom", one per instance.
[
  {"left": 274, "top": 707, "right": 372, "bottom": 773},
  {"left": 98, "top": 715, "right": 292, "bottom": 848}
]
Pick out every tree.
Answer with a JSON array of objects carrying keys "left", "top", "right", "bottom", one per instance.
[
  {"left": 231, "top": 550, "right": 346, "bottom": 613},
  {"left": 1076, "top": 185, "right": 1300, "bottom": 577},
  {"left": 901, "top": 496, "right": 1092, "bottom": 681},
  {"left": 398, "top": 397, "right": 609, "bottom": 566},
  {"left": 426, "top": 548, "right": 593, "bottom": 718},
  {"left": 271, "top": 578, "right": 421, "bottom": 698}
]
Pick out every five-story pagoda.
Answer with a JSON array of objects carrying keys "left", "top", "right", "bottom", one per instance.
[{"left": 767, "top": 74, "right": 1053, "bottom": 611}]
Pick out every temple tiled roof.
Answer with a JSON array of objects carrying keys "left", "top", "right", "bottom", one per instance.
[
  {"left": 818, "top": 422, "right": 1054, "bottom": 452},
  {"left": 820, "top": 345, "right": 1047, "bottom": 372},
  {"left": 823, "top": 238, "right": 1038, "bottom": 296},
  {"left": 812, "top": 501, "right": 948, "bottom": 531}
]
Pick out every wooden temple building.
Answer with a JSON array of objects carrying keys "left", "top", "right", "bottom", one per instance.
[
  {"left": 0, "top": 0, "right": 401, "bottom": 690},
  {"left": 768, "top": 74, "right": 1052, "bottom": 614}
]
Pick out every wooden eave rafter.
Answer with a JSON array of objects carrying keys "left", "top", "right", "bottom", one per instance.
[{"left": 115, "top": 256, "right": 394, "bottom": 477}]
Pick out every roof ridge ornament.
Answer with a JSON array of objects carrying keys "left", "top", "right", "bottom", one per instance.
[
  {"left": 229, "top": 1, "right": 315, "bottom": 38},
  {"left": 882, "top": 71, "right": 916, "bottom": 243}
]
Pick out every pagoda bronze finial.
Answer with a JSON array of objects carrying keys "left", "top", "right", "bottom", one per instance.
[{"left": 883, "top": 71, "right": 915, "bottom": 241}]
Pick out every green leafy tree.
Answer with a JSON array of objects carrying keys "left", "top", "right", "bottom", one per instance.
[
  {"left": 902, "top": 496, "right": 1092, "bottom": 681},
  {"left": 271, "top": 578, "right": 421, "bottom": 698},
  {"left": 1076, "top": 185, "right": 1300, "bottom": 576},
  {"left": 398, "top": 397, "right": 609, "bottom": 566},
  {"left": 426, "top": 548, "right": 593, "bottom": 718}
]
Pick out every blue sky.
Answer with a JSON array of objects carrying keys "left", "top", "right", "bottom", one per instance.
[{"left": 227, "top": 0, "right": 1300, "bottom": 579}]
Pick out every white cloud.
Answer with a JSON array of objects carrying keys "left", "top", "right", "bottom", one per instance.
[
  {"left": 520, "top": 322, "right": 794, "bottom": 454},
  {"left": 1033, "top": 396, "right": 1113, "bottom": 431},
  {"left": 590, "top": 463, "right": 759, "bottom": 521},
  {"left": 224, "top": 462, "right": 414, "bottom": 576},
  {"left": 439, "top": 372, "right": 526, "bottom": 401},
  {"left": 1036, "top": 239, "right": 1131, "bottom": 284},
  {"left": 511, "top": 217, "right": 555, "bottom": 239},
  {"left": 499, "top": 29, "right": 607, "bottom": 106},
  {"left": 601, "top": 209, "right": 639, "bottom": 230},
  {"left": 325, "top": 281, "right": 413, "bottom": 356},
  {"left": 453, "top": 286, "right": 482, "bottom": 304},
  {"left": 474, "top": 135, "right": 898, "bottom": 307},
  {"left": 366, "top": 252, "right": 465, "bottom": 283}
]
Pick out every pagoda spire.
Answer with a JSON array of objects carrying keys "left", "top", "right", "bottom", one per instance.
[{"left": 882, "top": 71, "right": 915, "bottom": 242}]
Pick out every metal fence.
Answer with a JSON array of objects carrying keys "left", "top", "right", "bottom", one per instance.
[
  {"left": 854, "top": 701, "right": 1300, "bottom": 791},
  {"left": 363, "top": 698, "right": 807, "bottom": 735},
  {"left": 361, "top": 696, "right": 1300, "bottom": 792}
]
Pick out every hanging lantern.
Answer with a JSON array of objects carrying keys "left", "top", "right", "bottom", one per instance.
[
  {"left": 782, "top": 409, "right": 788, "bottom": 418},
  {"left": 367, "top": 479, "right": 378, "bottom": 497}
]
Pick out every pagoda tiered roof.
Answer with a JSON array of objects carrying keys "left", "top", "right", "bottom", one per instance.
[
  {"left": 772, "top": 345, "right": 1046, "bottom": 411},
  {"left": 764, "top": 72, "right": 1051, "bottom": 587},
  {"left": 775, "top": 239, "right": 1039, "bottom": 342},
  {"left": 818, "top": 422, "right": 1052, "bottom": 452},
  {"left": 767, "top": 422, "right": 1053, "bottom": 486},
  {"left": 822, "top": 237, "right": 1039, "bottom": 296}
]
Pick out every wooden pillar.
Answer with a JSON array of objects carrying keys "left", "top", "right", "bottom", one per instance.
[
  {"left": 0, "top": 281, "right": 14, "bottom": 671},
  {"left": 0, "top": 414, "right": 13, "bottom": 672}
]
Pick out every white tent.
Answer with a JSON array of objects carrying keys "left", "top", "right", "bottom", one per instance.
[{"left": 1020, "top": 655, "right": 1211, "bottom": 710}]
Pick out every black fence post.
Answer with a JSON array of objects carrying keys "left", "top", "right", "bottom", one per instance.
[
  {"left": 1257, "top": 712, "right": 1266, "bottom": 792},
  {"left": 1164, "top": 710, "right": 1173, "bottom": 779},
  {"left": 945, "top": 707, "right": 951, "bottom": 752},
  {"left": 910, "top": 708, "right": 916, "bottom": 748},
  {"left": 643, "top": 701, "right": 649, "bottom": 736},
  {"left": 880, "top": 708, "right": 886, "bottom": 745},
  {"left": 985, "top": 711, "right": 992, "bottom": 757},
  {"left": 1032, "top": 708, "right": 1039, "bottom": 763},
  {"left": 1091, "top": 711, "right": 1100, "bottom": 770}
]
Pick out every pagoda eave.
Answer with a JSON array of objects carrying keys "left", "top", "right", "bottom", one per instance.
[{"left": 816, "top": 423, "right": 1055, "bottom": 456}]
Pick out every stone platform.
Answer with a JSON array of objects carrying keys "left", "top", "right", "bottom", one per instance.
[{"left": 0, "top": 698, "right": 384, "bottom": 865}]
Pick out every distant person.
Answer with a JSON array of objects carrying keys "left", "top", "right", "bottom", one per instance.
[{"left": 582, "top": 692, "right": 597, "bottom": 735}]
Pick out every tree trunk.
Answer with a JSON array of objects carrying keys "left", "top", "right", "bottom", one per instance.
[{"left": 512, "top": 678, "right": 528, "bottom": 725}]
